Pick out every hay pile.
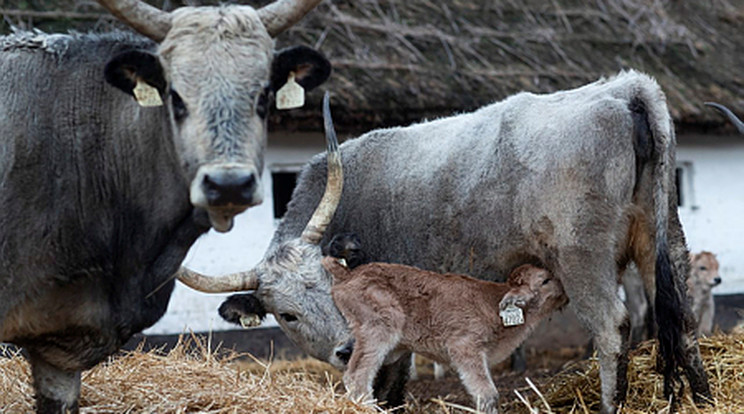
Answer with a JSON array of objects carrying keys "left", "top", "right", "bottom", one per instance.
[
  {"left": 2, "top": 332, "right": 743, "bottom": 413},
  {"left": 0, "top": 336, "right": 371, "bottom": 413},
  {"left": 508, "top": 331, "right": 744, "bottom": 413}
]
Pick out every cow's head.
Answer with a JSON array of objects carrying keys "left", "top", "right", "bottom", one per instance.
[
  {"left": 705, "top": 102, "right": 744, "bottom": 135},
  {"left": 178, "top": 94, "right": 352, "bottom": 368},
  {"left": 100, "top": 0, "right": 331, "bottom": 232},
  {"left": 687, "top": 251, "right": 722, "bottom": 297},
  {"left": 500, "top": 264, "right": 568, "bottom": 317}
]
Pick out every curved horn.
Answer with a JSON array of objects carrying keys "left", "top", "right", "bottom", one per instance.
[
  {"left": 301, "top": 92, "right": 342, "bottom": 244},
  {"left": 176, "top": 267, "right": 259, "bottom": 293},
  {"left": 705, "top": 102, "right": 744, "bottom": 135},
  {"left": 257, "top": 0, "right": 323, "bottom": 38},
  {"left": 96, "top": 0, "right": 171, "bottom": 42}
]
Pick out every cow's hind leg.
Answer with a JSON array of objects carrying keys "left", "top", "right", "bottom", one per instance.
[
  {"left": 28, "top": 352, "right": 81, "bottom": 414},
  {"left": 561, "top": 257, "right": 630, "bottom": 414}
]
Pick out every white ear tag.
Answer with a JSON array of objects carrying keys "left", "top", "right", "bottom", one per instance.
[
  {"left": 500, "top": 304, "right": 525, "bottom": 327},
  {"left": 276, "top": 72, "right": 305, "bottom": 110},
  {"left": 239, "top": 314, "right": 262, "bottom": 328},
  {"left": 338, "top": 258, "right": 348, "bottom": 268},
  {"left": 133, "top": 79, "right": 163, "bottom": 107}
]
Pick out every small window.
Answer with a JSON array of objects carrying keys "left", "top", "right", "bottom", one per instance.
[
  {"left": 271, "top": 165, "right": 302, "bottom": 221},
  {"left": 675, "top": 161, "right": 696, "bottom": 210}
]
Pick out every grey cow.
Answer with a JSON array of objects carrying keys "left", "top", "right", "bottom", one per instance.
[
  {"left": 180, "top": 71, "right": 711, "bottom": 413},
  {"left": 0, "top": 0, "right": 329, "bottom": 412}
]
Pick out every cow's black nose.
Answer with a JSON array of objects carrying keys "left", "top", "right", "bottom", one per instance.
[
  {"left": 713, "top": 277, "right": 722, "bottom": 285},
  {"left": 335, "top": 342, "right": 354, "bottom": 364},
  {"left": 203, "top": 172, "right": 257, "bottom": 206}
]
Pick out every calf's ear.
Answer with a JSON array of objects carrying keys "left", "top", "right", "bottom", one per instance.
[
  {"left": 104, "top": 50, "right": 167, "bottom": 97},
  {"left": 218, "top": 294, "right": 267, "bottom": 326},
  {"left": 271, "top": 46, "right": 331, "bottom": 92}
]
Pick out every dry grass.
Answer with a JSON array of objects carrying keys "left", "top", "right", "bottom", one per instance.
[
  {"left": 507, "top": 329, "right": 744, "bottom": 414},
  {"left": 0, "top": 335, "right": 370, "bottom": 414},
  {"left": 1, "top": 331, "right": 743, "bottom": 413}
]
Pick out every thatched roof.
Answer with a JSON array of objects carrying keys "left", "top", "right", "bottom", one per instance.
[
  {"left": 276, "top": 0, "right": 744, "bottom": 134},
  {"left": 3, "top": 0, "right": 743, "bottom": 133}
]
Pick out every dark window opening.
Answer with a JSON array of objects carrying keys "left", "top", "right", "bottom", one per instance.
[
  {"left": 675, "top": 167, "right": 683, "bottom": 207},
  {"left": 272, "top": 171, "right": 299, "bottom": 219}
]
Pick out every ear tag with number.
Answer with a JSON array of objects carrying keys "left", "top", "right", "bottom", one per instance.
[
  {"left": 500, "top": 304, "right": 525, "bottom": 327},
  {"left": 276, "top": 72, "right": 305, "bottom": 110},
  {"left": 133, "top": 79, "right": 163, "bottom": 107}
]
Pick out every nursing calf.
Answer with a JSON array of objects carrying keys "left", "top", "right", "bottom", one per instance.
[{"left": 324, "top": 257, "right": 567, "bottom": 413}]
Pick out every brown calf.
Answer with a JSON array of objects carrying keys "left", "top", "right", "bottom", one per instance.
[{"left": 323, "top": 257, "right": 568, "bottom": 414}]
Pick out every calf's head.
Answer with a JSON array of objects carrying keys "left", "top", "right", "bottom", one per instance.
[
  {"left": 500, "top": 264, "right": 568, "bottom": 316},
  {"left": 324, "top": 232, "right": 368, "bottom": 269},
  {"left": 687, "top": 251, "right": 722, "bottom": 297},
  {"left": 178, "top": 94, "right": 353, "bottom": 368},
  {"left": 100, "top": 0, "right": 330, "bottom": 232}
]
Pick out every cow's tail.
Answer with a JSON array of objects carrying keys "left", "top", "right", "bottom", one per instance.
[{"left": 632, "top": 72, "right": 685, "bottom": 398}]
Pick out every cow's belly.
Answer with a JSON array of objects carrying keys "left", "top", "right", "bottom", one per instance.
[{"left": 1, "top": 281, "right": 118, "bottom": 370}]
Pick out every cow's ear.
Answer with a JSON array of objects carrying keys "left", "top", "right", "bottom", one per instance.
[
  {"left": 218, "top": 294, "right": 267, "bottom": 327},
  {"left": 104, "top": 50, "right": 167, "bottom": 97},
  {"left": 271, "top": 46, "right": 331, "bottom": 92}
]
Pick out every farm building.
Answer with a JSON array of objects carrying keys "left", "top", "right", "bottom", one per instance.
[{"left": 2, "top": 0, "right": 744, "bottom": 361}]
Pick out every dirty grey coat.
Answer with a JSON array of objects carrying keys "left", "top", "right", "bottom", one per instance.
[{"left": 0, "top": 32, "right": 206, "bottom": 369}]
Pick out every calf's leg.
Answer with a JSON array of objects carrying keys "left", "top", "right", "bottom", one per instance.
[
  {"left": 344, "top": 328, "right": 402, "bottom": 404},
  {"left": 450, "top": 347, "right": 500, "bottom": 414}
]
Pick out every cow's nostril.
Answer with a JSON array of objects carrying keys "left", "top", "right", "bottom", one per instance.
[
  {"left": 713, "top": 277, "right": 722, "bottom": 285},
  {"left": 335, "top": 344, "right": 353, "bottom": 364}
]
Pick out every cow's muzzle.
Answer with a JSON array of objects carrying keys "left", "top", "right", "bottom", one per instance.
[
  {"left": 190, "top": 164, "right": 263, "bottom": 232},
  {"left": 332, "top": 339, "right": 355, "bottom": 368}
]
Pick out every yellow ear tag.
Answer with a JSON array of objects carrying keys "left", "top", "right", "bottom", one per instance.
[
  {"left": 276, "top": 72, "right": 305, "bottom": 110},
  {"left": 133, "top": 79, "right": 163, "bottom": 107}
]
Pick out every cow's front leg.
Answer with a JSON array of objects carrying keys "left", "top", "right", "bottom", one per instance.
[
  {"left": 29, "top": 352, "right": 81, "bottom": 414},
  {"left": 372, "top": 351, "right": 411, "bottom": 407}
]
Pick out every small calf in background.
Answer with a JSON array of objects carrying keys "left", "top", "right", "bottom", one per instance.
[
  {"left": 323, "top": 257, "right": 568, "bottom": 414},
  {"left": 687, "top": 251, "right": 722, "bottom": 336}
]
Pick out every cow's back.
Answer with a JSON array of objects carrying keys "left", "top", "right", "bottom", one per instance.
[{"left": 276, "top": 72, "right": 653, "bottom": 281}]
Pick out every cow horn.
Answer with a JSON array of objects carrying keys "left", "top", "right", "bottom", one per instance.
[
  {"left": 96, "top": 0, "right": 172, "bottom": 42},
  {"left": 257, "top": 0, "right": 323, "bottom": 38},
  {"left": 301, "top": 92, "right": 342, "bottom": 245},
  {"left": 176, "top": 267, "right": 259, "bottom": 293},
  {"left": 705, "top": 102, "right": 744, "bottom": 135}
]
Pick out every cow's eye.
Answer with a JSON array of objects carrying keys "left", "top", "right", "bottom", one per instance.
[
  {"left": 170, "top": 90, "right": 188, "bottom": 121},
  {"left": 542, "top": 278, "right": 552, "bottom": 286},
  {"left": 256, "top": 87, "right": 270, "bottom": 119},
  {"left": 699, "top": 266, "right": 707, "bottom": 271},
  {"left": 280, "top": 313, "right": 298, "bottom": 322}
]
